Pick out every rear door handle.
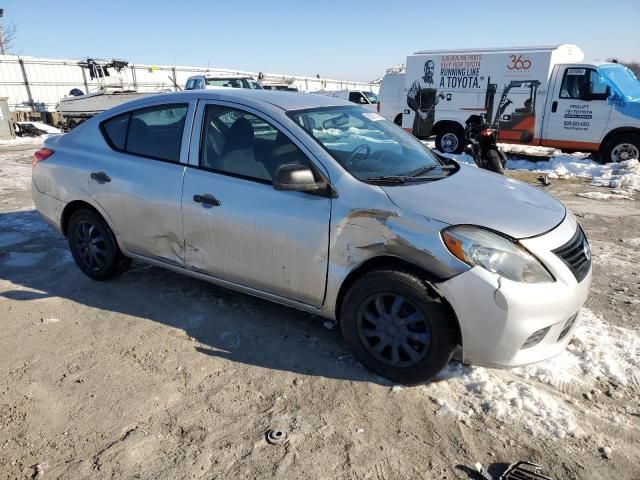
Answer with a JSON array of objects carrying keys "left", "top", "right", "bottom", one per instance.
[
  {"left": 90, "top": 171, "right": 111, "bottom": 183},
  {"left": 193, "top": 194, "right": 221, "bottom": 207},
  {"left": 551, "top": 101, "right": 558, "bottom": 113}
]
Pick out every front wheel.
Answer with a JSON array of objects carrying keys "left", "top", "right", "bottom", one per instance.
[
  {"left": 484, "top": 149, "right": 505, "bottom": 174},
  {"left": 600, "top": 133, "right": 640, "bottom": 163},
  {"left": 435, "top": 126, "right": 465, "bottom": 154},
  {"left": 68, "top": 209, "right": 130, "bottom": 280},
  {"left": 340, "top": 270, "right": 455, "bottom": 385}
]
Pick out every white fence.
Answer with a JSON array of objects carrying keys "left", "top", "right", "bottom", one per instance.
[{"left": 0, "top": 55, "right": 378, "bottom": 112}]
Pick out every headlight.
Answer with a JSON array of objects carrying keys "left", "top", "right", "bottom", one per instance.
[{"left": 441, "top": 225, "right": 554, "bottom": 283}]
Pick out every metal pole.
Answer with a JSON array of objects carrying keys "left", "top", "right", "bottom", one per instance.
[
  {"left": 18, "top": 57, "right": 35, "bottom": 111},
  {"left": 81, "top": 66, "right": 89, "bottom": 93}
]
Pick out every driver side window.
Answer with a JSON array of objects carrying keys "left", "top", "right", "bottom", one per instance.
[
  {"left": 560, "top": 68, "right": 609, "bottom": 100},
  {"left": 199, "top": 105, "right": 310, "bottom": 183}
]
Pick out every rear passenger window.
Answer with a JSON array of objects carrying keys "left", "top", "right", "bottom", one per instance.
[
  {"left": 100, "top": 104, "right": 188, "bottom": 162},
  {"left": 101, "top": 113, "right": 128, "bottom": 150}
]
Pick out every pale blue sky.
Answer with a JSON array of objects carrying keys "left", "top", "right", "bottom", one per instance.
[{"left": 3, "top": 0, "right": 639, "bottom": 82}]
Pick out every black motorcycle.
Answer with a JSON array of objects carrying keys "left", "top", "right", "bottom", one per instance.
[{"left": 464, "top": 114, "right": 507, "bottom": 174}]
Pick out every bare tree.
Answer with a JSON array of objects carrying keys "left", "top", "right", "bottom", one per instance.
[
  {"left": 0, "top": 22, "right": 17, "bottom": 54},
  {"left": 623, "top": 62, "right": 640, "bottom": 78},
  {"left": 607, "top": 57, "right": 640, "bottom": 78}
]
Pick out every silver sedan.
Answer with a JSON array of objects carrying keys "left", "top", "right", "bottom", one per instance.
[{"left": 31, "top": 89, "right": 591, "bottom": 384}]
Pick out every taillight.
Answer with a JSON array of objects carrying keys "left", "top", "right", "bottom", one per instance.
[
  {"left": 480, "top": 128, "right": 494, "bottom": 137},
  {"left": 32, "top": 148, "right": 54, "bottom": 169},
  {"left": 377, "top": 102, "right": 380, "bottom": 113}
]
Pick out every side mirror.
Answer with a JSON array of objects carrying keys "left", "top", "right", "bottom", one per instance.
[{"left": 273, "top": 164, "right": 319, "bottom": 192}]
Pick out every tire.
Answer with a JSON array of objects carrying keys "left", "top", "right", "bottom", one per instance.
[
  {"left": 435, "top": 126, "right": 465, "bottom": 154},
  {"left": 340, "top": 269, "right": 455, "bottom": 385},
  {"left": 66, "top": 119, "right": 78, "bottom": 130},
  {"left": 600, "top": 133, "right": 640, "bottom": 164},
  {"left": 67, "top": 209, "right": 130, "bottom": 280},
  {"left": 393, "top": 114, "right": 402, "bottom": 126},
  {"left": 484, "top": 149, "right": 505, "bottom": 174}
]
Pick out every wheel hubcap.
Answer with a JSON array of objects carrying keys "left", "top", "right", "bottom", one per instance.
[
  {"left": 356, "top": 293, "right": 431, "bottom": 367},
  {"left": 74, "top": 220, "right": 108, "bottom": 271},
  {"left": 611, "top": 143, "right": 639, "bottom": 162},
  {"left": 441, "top": 133, "right": 459, "bottom": 153}
]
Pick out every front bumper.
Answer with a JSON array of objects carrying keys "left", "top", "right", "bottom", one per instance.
[{"left": 438, "top": 213, "right": 592, "bottom": 368}]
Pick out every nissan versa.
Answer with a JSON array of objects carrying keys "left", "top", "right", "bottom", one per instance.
[{"left": 31, "top": 90, "right": 592, "bottom": 384}]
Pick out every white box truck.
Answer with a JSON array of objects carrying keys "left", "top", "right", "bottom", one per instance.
[{"left": 392, "top": 45, "right": 640, "bottom": 162}]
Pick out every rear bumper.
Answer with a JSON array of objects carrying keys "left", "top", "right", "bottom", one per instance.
[
  {"left": 438, "top": 213, "right": 592, "bottom": 368},
  {"left": 31, "top": 179, "right": 64, "bottom": 234}
]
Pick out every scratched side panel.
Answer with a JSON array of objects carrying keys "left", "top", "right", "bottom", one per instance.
[{"left": 321, "top": 177, "right": 469, "bottom": 318}]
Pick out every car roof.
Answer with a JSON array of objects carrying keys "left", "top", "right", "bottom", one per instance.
[{"left": 130, "top": 89, "right": 353, "bottom": 112}]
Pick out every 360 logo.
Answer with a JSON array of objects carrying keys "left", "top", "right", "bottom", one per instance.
[{"left": 507, "top": 55, "right": 532, "bottom": 70}]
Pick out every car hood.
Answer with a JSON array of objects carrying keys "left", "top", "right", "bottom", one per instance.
[{"left": 382, "top": 163, "right": 566, "bottom": 239}]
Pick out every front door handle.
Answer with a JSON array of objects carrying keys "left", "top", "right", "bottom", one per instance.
[
  {"left": 551, "top": 101, "right": 558, "bottom": 113},
  {"left": 193, "top": 194, "right": 221, "bottom": 207},
  {"left": 90, "top": 171, "right": 111, "bottom": 183}
]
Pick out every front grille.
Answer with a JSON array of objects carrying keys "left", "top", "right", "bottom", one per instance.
[
  {"left": 501, "top": 461, "right": 553, "bottom": 480},
  {"left": 552, "top": 225, "right": 591, "bottom": 282}
]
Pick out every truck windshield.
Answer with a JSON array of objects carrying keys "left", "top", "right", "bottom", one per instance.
[
  {"left": 599, "top": 64, "right": 640, "bottom": 100},
  {"left": 288, "top": 106, "right": 445, "bottom": 182},
  {"left": 363, "top": 91, "right": 378, "bottom": 103}
]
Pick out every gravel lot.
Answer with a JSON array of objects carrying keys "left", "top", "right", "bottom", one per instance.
[{"left": 1, "top": 139, "right": 639, "bottom": 479}]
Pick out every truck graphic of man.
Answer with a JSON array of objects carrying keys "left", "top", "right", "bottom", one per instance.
[{"left": 407, "top": 60, "right": 445, "bottom": 137}]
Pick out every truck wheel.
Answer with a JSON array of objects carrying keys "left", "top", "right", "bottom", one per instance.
[
  {"left": 394, "top": 114, "right": 402, "bottom": 126},
  {"left": 66, "top": 119, "right": 78, "bottom": 130},
  {"left": 436, "top": 127, "right": 465, "bottom": 154},
  {"left": 340, "top": 269, "right": 455, "bottom": 385},
  {"left": 601, "top": 133, "right": 640, "bottom": 163}
]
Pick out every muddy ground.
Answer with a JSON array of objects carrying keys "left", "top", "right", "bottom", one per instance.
[{"left": 0, "top": 140, "right": 638, "bottom": 479}]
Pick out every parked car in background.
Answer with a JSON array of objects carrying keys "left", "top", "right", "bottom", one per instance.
[
  {"left": 261, "top": 83, "right": 299, "bottom": 92},
  {"left": 314, "top": 89, "right": 378, "bottom": 111},
  {"left": 185, "top": 74, "right": 263, "bottom": 90},
  {"left": 378, "top": 71, "right": 405, "bottom": 125},
  {"left": 32, "top": 89, "right": 591, "bottom": 384}
]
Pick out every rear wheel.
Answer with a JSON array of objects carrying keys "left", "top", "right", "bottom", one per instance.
[
  {"left": 435, "top": 126, "right": 465, "bottom": 154},
  {"left": 340, "top": 269, "right": 455, "bottom": 385},
  {"left": 484, "top": 149, "right": 505, "bottom": 174},
  {"left": 600, "top": 133, "right": 640, "bottom": 163},
  {"left": 68, "top": 209, "right": 130, "bottom": 280}
]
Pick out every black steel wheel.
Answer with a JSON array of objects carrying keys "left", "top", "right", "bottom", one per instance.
[
  {"left": 356, "top": 293, "right": 430, "bottom": 367},
  {"left": 341, "top": 269, "right": 456, "bottom": 385},
  {"left": 68, "top": 209, "right": 130, "bottom": 280}
]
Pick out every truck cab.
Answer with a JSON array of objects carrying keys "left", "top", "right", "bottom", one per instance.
[
  {"left": 541, "top": 62, "right": 640, "bottom": 162},
  {"left": 315, "top": 89, "right": 378, "bottom": 111}
]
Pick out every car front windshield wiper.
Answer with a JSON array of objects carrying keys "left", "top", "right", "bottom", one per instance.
[
  {"left": 364, "top": 174, "right": 411, "bottom": 185},
  {"left": 404, "top": 163, "right": 456, "bottom": 178}
]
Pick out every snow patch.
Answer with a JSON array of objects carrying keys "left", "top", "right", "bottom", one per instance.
[
  {"left": 576, "top": 191, "right": 633, "bottom": 201},
  {"left": 421, "top": 309, "right": 640, "bottom": 439}
]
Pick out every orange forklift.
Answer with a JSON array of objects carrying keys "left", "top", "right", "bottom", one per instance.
[{"left": 490, "top": 80, "right": 541, "bottom": 144}]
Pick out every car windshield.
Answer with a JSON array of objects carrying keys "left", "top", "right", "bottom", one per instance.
[
  {"left": 288, "top": 106, "right": 445, "bottom": 182},
  {"left": 599, "top": 64, "right": 640, "bottom": 100},
  {"left": 363, "top": 91, "right": 378, "bottom": 103}
]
